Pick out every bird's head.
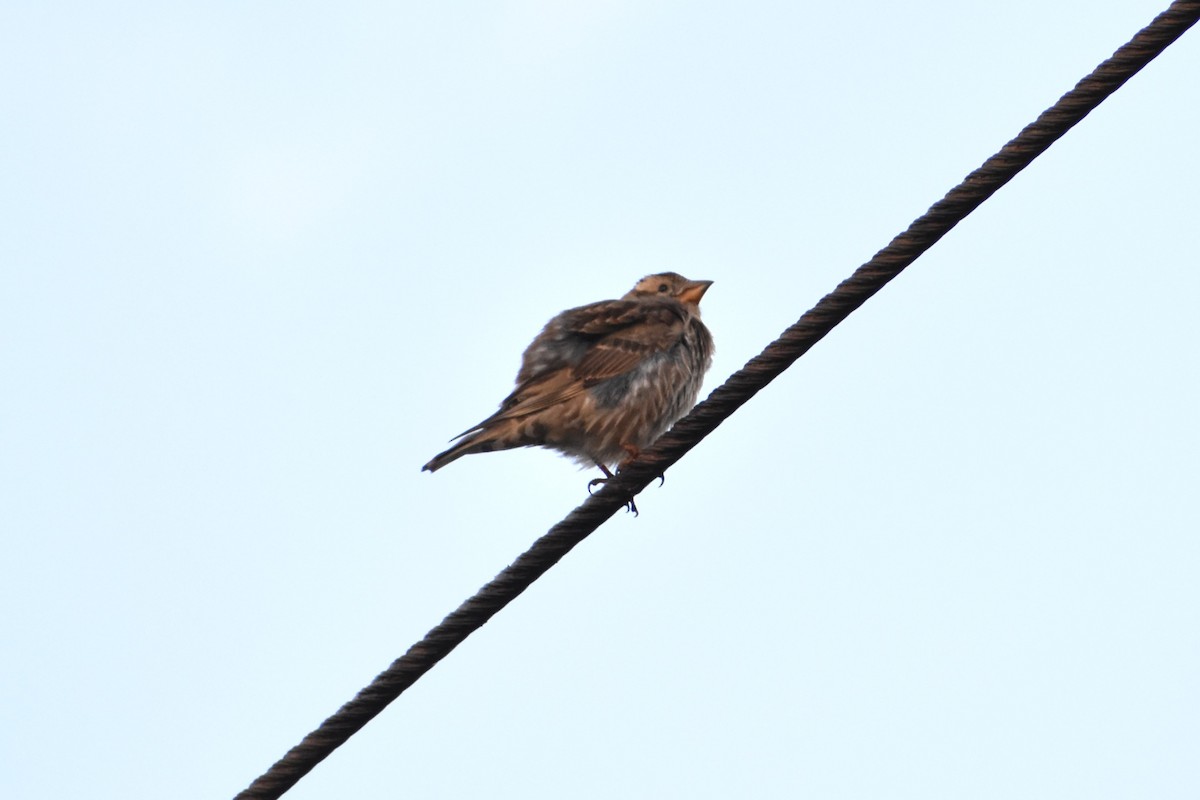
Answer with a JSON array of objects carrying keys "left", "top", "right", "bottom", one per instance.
[{"left": 624, "top": 272, "right": 713, "bottom": 307}]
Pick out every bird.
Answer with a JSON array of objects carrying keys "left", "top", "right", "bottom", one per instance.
[{"left": 422, "top": 272, "right": 715, "bottom": 486}]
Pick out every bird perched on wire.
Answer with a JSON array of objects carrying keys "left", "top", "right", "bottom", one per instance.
[{"left": 422, "top": 272, "right": 715, "bottom": 488}]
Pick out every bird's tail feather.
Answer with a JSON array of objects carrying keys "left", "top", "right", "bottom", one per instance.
[{"left": 421, "top": 427, "right": 517, "bottom": 472}]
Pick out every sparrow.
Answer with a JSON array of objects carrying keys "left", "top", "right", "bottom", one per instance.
[{"left": 422, "top": 272, "right": 715, "bottom": 482}]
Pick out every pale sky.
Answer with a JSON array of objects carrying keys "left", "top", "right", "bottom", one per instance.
[{"left": 3, "top": 2, "right": 1198, "bottom": 798}]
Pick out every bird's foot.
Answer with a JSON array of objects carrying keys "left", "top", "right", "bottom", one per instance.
[
  {"left": 588, "top": 464, "right": 638, "bottom": 515},
  {"left": 588, "top": 463, "right": 615, "bottom": 493}
]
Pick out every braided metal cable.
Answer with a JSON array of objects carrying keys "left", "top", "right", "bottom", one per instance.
[{"left": 235, "top": 2, "right": 1200, "bottom": 797}]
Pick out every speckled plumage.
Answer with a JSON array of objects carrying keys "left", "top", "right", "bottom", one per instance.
[{"left": 422, "top": 273, "right": 715, "bottom": 474}]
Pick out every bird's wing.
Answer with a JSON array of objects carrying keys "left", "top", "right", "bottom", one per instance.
[
  {"left": 519, "top": 300, "right": 683, "bottom": 374},
  {"left": 455, "top": 301, "right": 686, "bottom": 436},
  {"left": 572, "top": 307, "right": 684, "bottom": 385},
  {"left": 454, "top": 368, "right": 586, "bottom": 435}
]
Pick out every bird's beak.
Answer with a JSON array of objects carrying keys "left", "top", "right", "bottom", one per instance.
[{"left": 676, "top": 279, "right": 713, "bottom": 306}]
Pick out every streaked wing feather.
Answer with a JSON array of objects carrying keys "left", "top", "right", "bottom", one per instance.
[
  {"left": 560, "top": 300, "right": 647, "bottom": 335},
  {"left": 476, "top": 369, "right": 587, "bottom": 427},
  {"left": 574, "top": 306, "right": 683, "bottom": 383}
]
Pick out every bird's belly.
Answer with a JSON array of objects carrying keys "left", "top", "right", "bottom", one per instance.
[{"left": 565, "top": 358, "right": 701, "bottom": 466}]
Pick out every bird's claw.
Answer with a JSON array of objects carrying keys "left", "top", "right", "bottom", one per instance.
[{"left": 587, "top": 471, "right": 639, "bottom": 515}]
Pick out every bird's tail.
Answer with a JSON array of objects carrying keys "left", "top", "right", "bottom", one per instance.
[{"left": 421, "top": 424, "right": 519, "bottom": 472}]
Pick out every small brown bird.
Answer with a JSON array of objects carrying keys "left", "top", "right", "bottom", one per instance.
[{"left": 422, "top": 273, "right": 715, "bottom": 480}]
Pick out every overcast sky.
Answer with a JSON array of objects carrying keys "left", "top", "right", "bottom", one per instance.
[{"left": 3, "top": 2, "right": 1198, "bottom": 798}]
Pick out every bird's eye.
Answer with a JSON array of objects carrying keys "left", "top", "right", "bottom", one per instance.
[{"left": 657, "top": 283, "right": 669, "bottom": 293}]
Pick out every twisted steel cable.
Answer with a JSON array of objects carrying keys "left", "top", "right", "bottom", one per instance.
[{"left": 236, "top": 2, "right": 1200, "bottom": 797}]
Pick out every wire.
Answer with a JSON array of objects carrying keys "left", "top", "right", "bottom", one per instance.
[{"left": 234, "top": 2, "right": 1200, "bottom": 798}]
